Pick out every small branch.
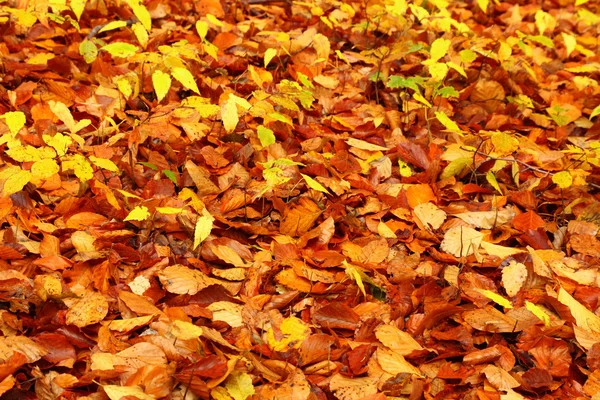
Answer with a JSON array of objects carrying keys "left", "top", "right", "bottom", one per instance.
[{"left": 462, "top": 147, "right": 600, "bottom": 190}]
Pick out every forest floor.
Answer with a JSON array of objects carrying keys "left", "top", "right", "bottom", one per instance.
[{"left": 1, "top": 0, "right": 600, "bottom": 399}]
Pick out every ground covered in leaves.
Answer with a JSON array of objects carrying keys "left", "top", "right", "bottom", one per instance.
[{"left": 1, "top": 0, "right": 600, "bottom": 398}]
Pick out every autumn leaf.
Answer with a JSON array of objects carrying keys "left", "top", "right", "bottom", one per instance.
[{"left": 124, "top": 206, "right": 150, "bottom": 222}]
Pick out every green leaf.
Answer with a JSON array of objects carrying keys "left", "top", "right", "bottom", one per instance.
[
  {"left": 301, "top": 174, "right": 330, "bottom": 194},
  {"left": 162, "top": 170, "right": 177, "bottom": 185},
  {"left": 435, "top": 111, "right": 463, "bottom": 134},
  {"left": 436, "top": 86, "right": 459, "bottom": 98},
  {"left": 124, "top": 206, "right": 150, "bottom": 222},
  {"left": 171, "top": 67, "right": 200, "bottom": 94},
  {"left": 257, "top": 125, "right": 275, "bottom": 147},
  {"left": 2, "top": 111, "right": 25, "bottom": 137},
  {"left": 528, "top": 35, "right": 554, "bottom": 48},
  {"left": 79, "top": 39, "right": 98, "bottom": 64},
  {"left": 386, "top": 75, "right": 426, "bottom": 91},
  {"left": 552, "top": 171, "right": 572, "bottom": 188},
  {"left": 101, "top": 42, "right": 138, "bottom": 58},
  {"left": 138, "top": 162, "right": 158, "bottom": 170},
  {"left": 152, "top": 70, "right": 171, "bottom": 102},
  {"left": 460, "top": 49, "right": 477, "bottom": 63}
]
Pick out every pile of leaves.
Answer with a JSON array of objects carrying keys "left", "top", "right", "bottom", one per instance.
[{"left": 1, "top": 0, "right": 600, "bottom": 398}]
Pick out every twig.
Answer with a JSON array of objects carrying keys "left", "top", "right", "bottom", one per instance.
[{"left": 462, "top": 147, "right": 600, "bottom": 190}]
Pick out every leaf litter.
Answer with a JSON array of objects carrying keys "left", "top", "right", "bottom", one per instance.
[{"left": 0, "top": 0, "right": 600, "bottom": 399}]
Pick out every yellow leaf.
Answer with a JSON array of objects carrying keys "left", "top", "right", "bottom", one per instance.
[
  {"left": 101, "top": 42, "right": 138, "bottom": 58},
  {"left": 440, "top": 157, "right": 472, "bottom": 179},
  {"left": 429, "top": 38, "right": 451, "bottom": 63},
  {"left": 206, "top": 13, "right": 223, "bottom": 26},
  {"left": 486, "top": 171, "right": 502, "bottom": 194},
  {"left": 221, "top": 98, "right": 239, "bottom": 133},
  {"left": 552, "top": 171, "right": 572, "bottom": 188},
  {"left": 2, "top": 111, "right": 25, "bottom": 137},
  {"left": 171, "top": 67, "right": 200, "bottom": 94},
  {"left": 435, "top": 111, "right": 462, "bottom": 134},
  {"left": 1, "top": 168, "right": 31, "bottom": 196},
  {"left": 534, "top": 10, "right": 555, "bottom": 35},
  {"left": 31, "top": 159, "right": 60, "bottom": 180},
  {"left": 98, "top": 20, "right": 128, "bottom": 33},
  {"left": 590, "top": 104, "right": 600, "bottom": 120},
  {"left": 428, "top": 62, "right": 448, "bottom": 81},
  {"left": 225, "top": 372, "right": 255, "bottom": 400},
  {"left": 194, "top": 209, "right": 213, "bottom": 249},
  {"left": 447, "top": 61, "right": 466, "bottom": 77},
  {"left": 196, "top": 20, "right": 208, "bottom": 39},
  {"left": 70, "top": 0, "right": 86, "bottom": 20},
  {"left": 169, "top": 320, "right": 203, "bottom": 340},
  {"left": 301, "top": 174, "right": 330, "bottom": 194},
  {"left": 476, "top": 0, "right": 489, "bottom": 11},
  {"left": 266, "top": 316, "right": 311, "bottom": 351},
  {"left": 66, "top": 292, "right": 109, "bottom": 328},
  {"left": 264, "top": 47, "right": 277, "bottom": 67},
  {"left": 156, "top": 207, "right": 186, "bottom": 215},
  {"left": 126, "top": 0, "right": 152, "bottom": 31},
  {"left": 152, "top": 70, "right": 171, "bottom": 102},
  {"left": 491, "top": 131, "right": 519, "bottom": 156},
  {"left": 89, "top": 156, "right": 119, "bottom": 172},
  {"left": 44, "top": 132, "right": 72, "bottom": 156},
  {"left": 377, "top": 221, "right": 396, "bottom": 238},
  {"left": 49, "top": 100, "right": 76, "bottom": 132},
  {"left": 343, "top": 261, "right": 367, "bottom": 296},
  {"left": 66, "top": 156, "right": 93, "bottom": 181},
  {"left": 124, "top": 206, "right": 150, "bottom": 222},
  {"left": 131, "top": 22, "right": 148, "bottom": 47},
  {"left": 6, "top": 145, "right": 56, "bottom": 162},
  {"left": 562, "top": 33, "right": 577, "bottom": 57},
  {"left": 103, "top": 385, "right": 154, "bottom": 400},
  {"left": 413, "top": 92, "right": 432, "bottom": 108},
  {"left": 525, "top": 301, "right": 550, "bottom": 327},
  {"left": 475, "top": 289, "right": 513, "bottom": 309},
  {"left": 117, "top": 189, "right": 142, "bottom": 199}
]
